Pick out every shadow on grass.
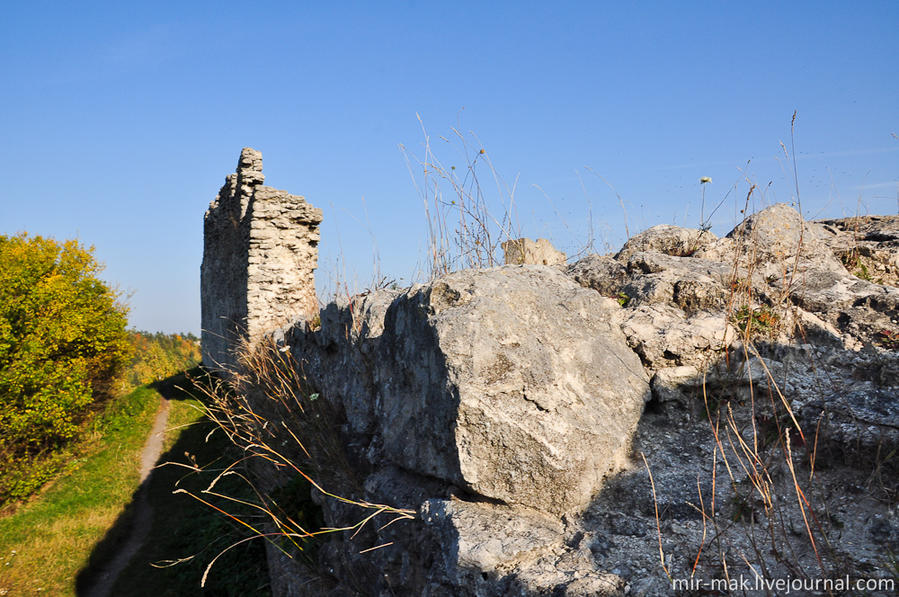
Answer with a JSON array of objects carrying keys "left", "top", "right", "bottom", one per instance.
[{"left": 75, "top": 368, "right": 271, "bottom": 597}]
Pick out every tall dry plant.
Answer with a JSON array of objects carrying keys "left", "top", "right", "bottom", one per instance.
[
  {"left": 645, "top": 218, "right": 843, "bottom": 590},
  {"left": 180, "top": 339, "right": 414, "bottom": 586},
  {"left": 401, "top": 115, "right": 520, "bottom": 278},
  {"left": 643, "top": 115, "right": 862, "bottom": 589}
]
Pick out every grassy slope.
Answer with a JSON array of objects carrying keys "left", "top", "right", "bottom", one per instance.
[
  {"left": 0, "top": 376, "right": 271, "bottom": 597},
  {"left": 106, "top": 382, "right": 271, "bottom": 596},
  {"left": 0, "top": 385, "right": 160, "bottom": 595}
]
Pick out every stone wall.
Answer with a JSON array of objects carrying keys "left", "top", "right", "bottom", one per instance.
[{"left": 200, "top": 148, "right": 322, "bottom": 369}]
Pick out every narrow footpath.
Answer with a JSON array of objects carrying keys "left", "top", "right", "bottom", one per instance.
[{"left": 81, "top": 396, "right": 170, "bottom": 597}]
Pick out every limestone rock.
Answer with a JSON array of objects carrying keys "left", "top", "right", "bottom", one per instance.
[
  {"left": 818, "top": 214, "right": 899, "bottom": 286},
  {"left": 566, "top": 249, "right": 740, "bottom": 369},
  {"left": 566, "top": 253, "right": 627, "bottom": 298},
  {"left": 615, "top": 224, "right": 716, "bottom": 261},
  {"left": 566, "top": 203, "right": 899, "bottom": 469},
  {"left": 385, "top": 267, "right": 648, "bottom": 514},
  {"left": 618, "top": 304, "right": 735, "bottom": 368},
  {"left": 421, "top": 499, "right": 565, "bottom": 584},
  {"left": 290, "top": 266, "right": 649, "bottom": 515},
  {"left": 721, "top": 202, "right": 840, "bottom": 266},
  {"left": 421, "top": 499, "right": 625, "bottom": 596},
  {"left": 502, "top": 237, "right": 567, "bottom": 266},
  {"left": 649, "top": 365, "right": 701, "bottom": 408},
  {"left": 199, "top": 166, "right": 899, "bottom": 596}
]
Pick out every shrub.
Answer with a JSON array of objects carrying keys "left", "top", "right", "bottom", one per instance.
[{"left": 0, "top": 233, "right": 130, "bottom": 502}]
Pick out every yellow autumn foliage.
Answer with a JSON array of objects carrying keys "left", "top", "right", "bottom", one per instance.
[{"left": 0, "top": 233, "right": 130, "bottom": 502}]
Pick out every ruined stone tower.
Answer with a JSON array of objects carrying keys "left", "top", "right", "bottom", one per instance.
[{"left": 201, "top": 148, "right": 322, "bottom": 369}]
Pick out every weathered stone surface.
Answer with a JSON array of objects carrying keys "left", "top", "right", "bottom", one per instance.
[
  {"left": 649, "top": 365, "right": 701, "bottom": 408},
  {"left": 421, "top": 499, "right": 565, "bottom": 584},
  {"left": 563, "top": 205, "right": 899, "bottom": 374},
  {"left": 290, "top": 266, "right": 649, "bottom": 515},
  {"left": 569, "top": 250, "right": 739, "bottom": 368},
  {"left": 420, "top": 499, "right": 625, "bottom": 596},
  {"left": 201, "top": 147, "right": 322, "bottom": 369},
  {"left": 721, "top": 202, "right": 840, "bottom": 266},
  {"left": 615, "top": 224, "right": 716, "bottom": 261},
  {"left": 785, "top": 262, "right": 899, "bottom": 342},
  {"left": 566, "top": 204, "right": 899, "bottom": 465},
  {"left": 617, "top": 304, "right": 736, "bottom": 368},
  {"left": 566, "top": 253, "right": 627, "bottom": 298},
  {"left": 291, "top": 287, "right": 401, "bottom": 437},
  {"left": 502, "top": 237, "right": 567, "bottom": 266},
  {"left": 818, "top": 214, "right": 899, "bottom": 286}
]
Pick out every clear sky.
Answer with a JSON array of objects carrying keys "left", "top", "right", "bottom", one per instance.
[{"left": 2, "top": 1, "right": 897, "bottom": 334}]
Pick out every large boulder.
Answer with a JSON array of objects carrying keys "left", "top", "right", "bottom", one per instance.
[
  {"left": 696, "top": 203, "right": 845, "bottom": 275},
  {"left": 290, "top": 265, "right": 649, "bottom": 515},
  {"left": 380, "top": 266, "right": 649, "bottom": 514}
]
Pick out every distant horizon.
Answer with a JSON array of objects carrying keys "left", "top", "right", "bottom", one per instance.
[{"left": 3, "top": 1, "right": 897, "bottom": 334}]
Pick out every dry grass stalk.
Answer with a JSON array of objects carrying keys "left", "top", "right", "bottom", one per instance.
[
  {"left": 641, "top": 451, "right": 671, "bottom": 580},
  {"left": 402, "top": 114, "right": 519, "bottom": 278},
  {"left": 665, "top": 119, "right": 851, "bottom": 586},
  {"left": 181, "top": 338, "right": 414, "bottom": 586}
]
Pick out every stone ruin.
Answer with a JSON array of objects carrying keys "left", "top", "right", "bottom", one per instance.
[
  {"left": 201, "top": 148, "right": 322, "bottom": 370},
  {"left": 201, "top": 149, "right": 899, "bottom": 596}
]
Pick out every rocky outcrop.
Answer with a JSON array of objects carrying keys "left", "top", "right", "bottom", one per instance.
[
  {"left": 202, "top": 176, "right": 899, "bottom": 596},
  {"left": 303, "top": 205, "right": 897, "bottom": 596},
  {"left": 818, "top": 214, "right": 899, "bottom": 286},
  {"left": 615, "top": 224, "right": 716, "bottom": 260},
  {"left": 571, "top": 206, "right": 899, "bottom": 461}
]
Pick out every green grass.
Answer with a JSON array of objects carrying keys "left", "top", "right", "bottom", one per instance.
[
  {"left": 0, "top": 384, "right": 161, "bottom": 595},
  {"left": 104, "top": 376, "right": 271, "bottom": 596},
  {"left": 0, "top": 371, "right": 271, "bottom": 596}
]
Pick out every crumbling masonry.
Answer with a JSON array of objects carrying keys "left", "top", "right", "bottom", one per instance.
[{"left": 200, "top": 148, "right": 322, "bottom": 369}]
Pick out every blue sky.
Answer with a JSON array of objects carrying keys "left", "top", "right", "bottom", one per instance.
[{"left": 2, "top": 1, "right": 897, "bottom": 334}]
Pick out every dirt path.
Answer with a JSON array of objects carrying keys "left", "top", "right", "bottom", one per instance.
[{"left": 82, "top": 396, "right": 170, "bottom": 597}]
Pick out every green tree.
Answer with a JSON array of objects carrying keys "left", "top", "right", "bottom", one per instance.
[
  {"left": 0, "top": 233, "right": 131, "bottom": 501},
  {"left": 123, "top": 330, "right": 201, "bottom": 389}
]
